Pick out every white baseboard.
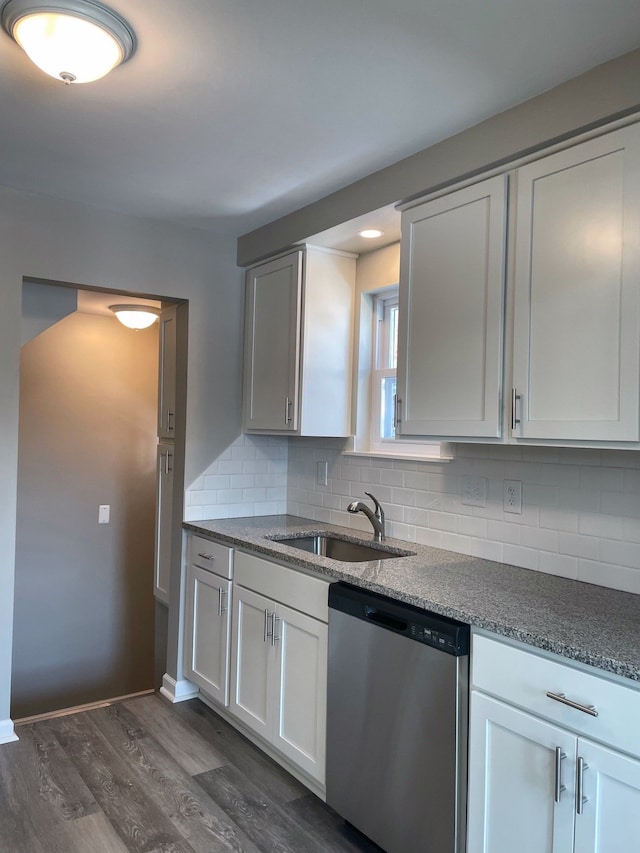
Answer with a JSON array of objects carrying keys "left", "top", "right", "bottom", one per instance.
[
  {"left": 0, "top": 719, "right": 19, "bottom": 745},
  {"left": 160, "top": 674, "right": 199, "bottom": 703}
]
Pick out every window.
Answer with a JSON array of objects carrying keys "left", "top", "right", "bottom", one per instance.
[
  {"left": 344, "top": 283, "right": 449, "bottom": 462},
  {"left": 371, "top": 290, "right": 399, "bottom": 449}
]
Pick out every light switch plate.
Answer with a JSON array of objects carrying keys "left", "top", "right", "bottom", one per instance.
[
  {"left": 98, "top": 504, "right": 110, "bottom": 524},
  {"left": 461, "top": 476, "right": 487, "bottom": 507}
]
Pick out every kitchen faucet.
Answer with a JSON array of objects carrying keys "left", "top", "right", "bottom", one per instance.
[{"left": 347, "top": 492, "right": 386, "bottom": 541}]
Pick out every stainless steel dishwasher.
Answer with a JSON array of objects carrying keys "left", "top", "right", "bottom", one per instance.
[{"left": 326, "top": 582, "right": 469, "bottom": 853}]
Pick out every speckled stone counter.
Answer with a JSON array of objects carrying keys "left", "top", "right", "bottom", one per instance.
[{"left": 184, "top": 515, "right": 640, "bottom": 683}]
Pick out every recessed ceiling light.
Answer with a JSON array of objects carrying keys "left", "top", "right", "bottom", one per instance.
[
  {"left": 1, "top": 0, "right": 136, "bottom": 84},
  {"left": 110, "top": 304, "right": 160, "bottom": 330},
  {"left": 359, "top": 229, "right": 384, "bottom": 239}
]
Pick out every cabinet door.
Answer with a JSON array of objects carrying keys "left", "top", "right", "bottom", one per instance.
[
  {"left": 574, "top": 739, "right": 640, "bottom": 853},
  {"left": 229, "top": 586, "right": 274, "bottom": 738},
  {"left": 153, "top": 443, "right": 174, "bottom": 604},
  {"left": 397, "top": 175, "right": 507, "bottom": 438},
  {"left": 467, "top": 692, "right": 575, "bottom": 853},
  {"left": 243, "top": 251, "right": 302, "bottom": 432},
  {"left": 271, "top": 602, "right": 327, "bottom": 785},
  {"left": 512, "top": 124, "right": 640, "bottom": 442},
  {"left": 158, "top": 305, "right": 177, "bottom": 439},
  {"left": 183, "top": 565, "right": 231, "bottom": 706}
]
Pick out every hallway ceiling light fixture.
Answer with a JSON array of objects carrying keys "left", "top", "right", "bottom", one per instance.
[
  {"left": 359, "top": 229, "right": 384, "bottom": 239},
  {"left": 109, "top": 304, "right": 160, "bottom": 330},
  {"left": 1, "top": 0, "right": 136, "bottom": 84}
]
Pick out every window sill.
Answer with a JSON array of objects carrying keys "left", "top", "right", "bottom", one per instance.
[{"left": 342, "top": 448, "right": 455, "bottom": 464}]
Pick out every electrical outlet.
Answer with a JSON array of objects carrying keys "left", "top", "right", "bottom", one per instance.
[
  {"left": 503, "top": 480, "right": 522, "bottom": 514},
  {"left": 461, "top": 476, "right": 487, "bottom": 507},
  {"left": 316, "top": 461, "right": 328, "bottom": 486}
]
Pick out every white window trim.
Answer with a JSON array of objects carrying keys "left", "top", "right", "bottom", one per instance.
[{"left": 349, "top": 284, "right": 453, "bottom": 463}]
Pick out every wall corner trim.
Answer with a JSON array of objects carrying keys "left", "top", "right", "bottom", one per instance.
[
  {"left": 0, "top": 718, "right": 19, "bottom": 744},
  {"left": 159, "top": 674, "right": 199, "bottom": 704}
]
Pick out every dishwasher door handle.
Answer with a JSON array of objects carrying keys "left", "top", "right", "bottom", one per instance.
[{"left": 365, "top": 607, "right": 408, "bottom": 633}]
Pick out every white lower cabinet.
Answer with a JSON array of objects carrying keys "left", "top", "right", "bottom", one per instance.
[
  {"left": 230, "top": 551, "right": 329, "bottom": 787},
  {"left": 468, "top": 692, "right": 576, "bottom": 853},
  {"left": 467, "top": 634, "right": 640, "bottom": 853},
  {"left": 573, "top": 740, "right": 640, "bottom": 853},
  {"left": 183, "top": 536, "right": 233, "bottom": 706}
]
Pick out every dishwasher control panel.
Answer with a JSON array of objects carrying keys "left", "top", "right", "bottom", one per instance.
[
  {"left": 331, "top": 582, "right": 469, "bottom": 656},
  {"left": 409, "top": 622, "right": 462, "bottom": 653}
]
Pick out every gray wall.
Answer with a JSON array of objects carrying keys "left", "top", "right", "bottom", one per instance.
[
  {"left": 237, "top": 48, "right": 640, "bottom": 265},
  {"left": 0, "top": 185, "right": 243, "bottom": 734},
  {"left": 13, "top": 312, "right": 158, "bottom": 718}
]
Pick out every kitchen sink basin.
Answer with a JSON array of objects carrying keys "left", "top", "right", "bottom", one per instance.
[{"left": 273, "top": 534, "right": 414, "bottom": 562}]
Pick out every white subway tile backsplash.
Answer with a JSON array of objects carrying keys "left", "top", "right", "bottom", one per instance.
[
  {"left": 601, "top": 490, "right": 640, "bottom": 518},
  {"left": 578, "top": 559, "right": 640, "bottom": 595},
  {"left": 578, "top": 512, "right": 624, "bottom": 539},
  {"left": 457, "top": 515, "right": 488, "bottom": 538},
  {"left": 187, "top": 435, "right": 288, "bottom": 519},
  {"left": 558, "top": 532, "right": 599, "bottom": 560},
  {"left": 538, "top": 552, "right": 578, "bottom": 579},
  {"left": 598, "top": 539, "right": 640, "bottom": 570},
  {"left": 502, "top": 544, "right": 539, "bottom": 571},
  {"left": 186, "top": 435, "right": 640, "bottom": 597}
]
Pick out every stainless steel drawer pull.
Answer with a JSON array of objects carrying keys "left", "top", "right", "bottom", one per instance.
[
  {"left": 218, "top": 586, "right": 227, "bottom": 616},
  {"left": 284, "top": 397, "right": 293, "bottom": 425},
  {"left": 546, "top": 691, "right": 598, "bottom": 717},
  {"left": 554, "top": 747, "right": 567, "bottom": 803},
  {"left": 271, "top": 614, "right": 280, "bottom": 646},
  {"left": 167, "top": 409, "right": 174, "bottom": 432},
  {"left": 197, "top": 552, "right": 215, "bottom": 561},
  {"left": 576, "top": 757, "right": 589, "bottom": 815}
]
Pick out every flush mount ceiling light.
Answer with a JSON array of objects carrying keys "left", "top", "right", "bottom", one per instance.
[
  {"left": 110, "top": 304, "right": 159, "bottom": 330},
  {"left": 359, "top": 229, "right": 384, "bottom": 239},
  {"left": 1, "top": 0, "right": 135, "bottom": 84}
]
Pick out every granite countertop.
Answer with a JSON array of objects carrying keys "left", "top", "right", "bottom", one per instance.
[{"left": 185, "top": 515, "right": 640, "bottom": 683}]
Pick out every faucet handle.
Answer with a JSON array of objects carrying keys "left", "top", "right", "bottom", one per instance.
[{"left": 364, "top": 491, "right": 383, "bottom": 518}]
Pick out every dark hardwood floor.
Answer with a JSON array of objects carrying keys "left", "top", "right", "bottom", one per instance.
[{"left": 0, "top": 694, "right": 382, "bottom": 853}]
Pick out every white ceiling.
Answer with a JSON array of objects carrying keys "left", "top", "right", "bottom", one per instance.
[{"left": 1, "top": 0, "right": 640, "bottom": 239}]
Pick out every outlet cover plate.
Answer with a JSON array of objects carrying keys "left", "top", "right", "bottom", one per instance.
[
  {"left": 503, "top": 480, "right": 522, "bottom": 514},
  {"left": 461, "top": 476, "right": 487, "bottom": 508},
  {"left": 316, "top": 461, "right": 328, "bottom": 487}
]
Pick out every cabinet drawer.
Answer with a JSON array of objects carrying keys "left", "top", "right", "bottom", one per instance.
[
  {"left": 189, "top": 535, "right": 233, "bottom": 579},
  {"left": 472, "top": 633, "right": 640, "bottom": 758},
  {"left": 234, "top": 550, "right": 329, "bottom": 622}
]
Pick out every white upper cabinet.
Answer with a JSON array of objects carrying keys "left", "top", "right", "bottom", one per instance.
[
  {"left": 157, "top": 304, "right": 177, "bottom": 439},
  {"left": 397, "top": 175, "right": 507, "bottom": 438},
  {"left": 242, "top": 246, "right": 355, "bottom": 436},
  {"left": 243, "top": 251, "right": 302, "bottom": 432},
  {"left": 512, "top": 124, "right": 640, "bottom": 442}
]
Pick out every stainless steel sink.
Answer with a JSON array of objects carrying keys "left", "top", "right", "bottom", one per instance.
[{"left": 273, "top": 534, "right": 414, "bottom": 562}]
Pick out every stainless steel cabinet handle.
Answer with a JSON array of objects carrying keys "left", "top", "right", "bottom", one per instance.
[
  {"left": 511, "top": 388, "right": 521, "bottom": 431},
  {"left": 271, "top": 614, "right": 280, "bottom": 646},
  {"left": 546, "top": 691, "right": 598, "bottom": 717},
  {"left": 167, "top": 409, "right": 174, "bottom": 432},
  {"left": 554, "top": 747, "right": 567, "bottom": 803},
  {"left": 396, "top": 396, "right": 402, "bottom": 429},
  {"left": 218, "top": 586, "right": 227, "bottom": 616},
  {"left": 197, "top": 552, "right": 215, "bottom": 561},
  {"left": 165, "top": 451, "right": 173, "bottom": 475},
  {"left": 576, "top": 757, "right": 589, "bottom": 815},
  {"left": 392, "top": 393, "right": 398, "bottom": 430},
  {"left": 284, "top": 396, "right": 293, "bottom": 424}
]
